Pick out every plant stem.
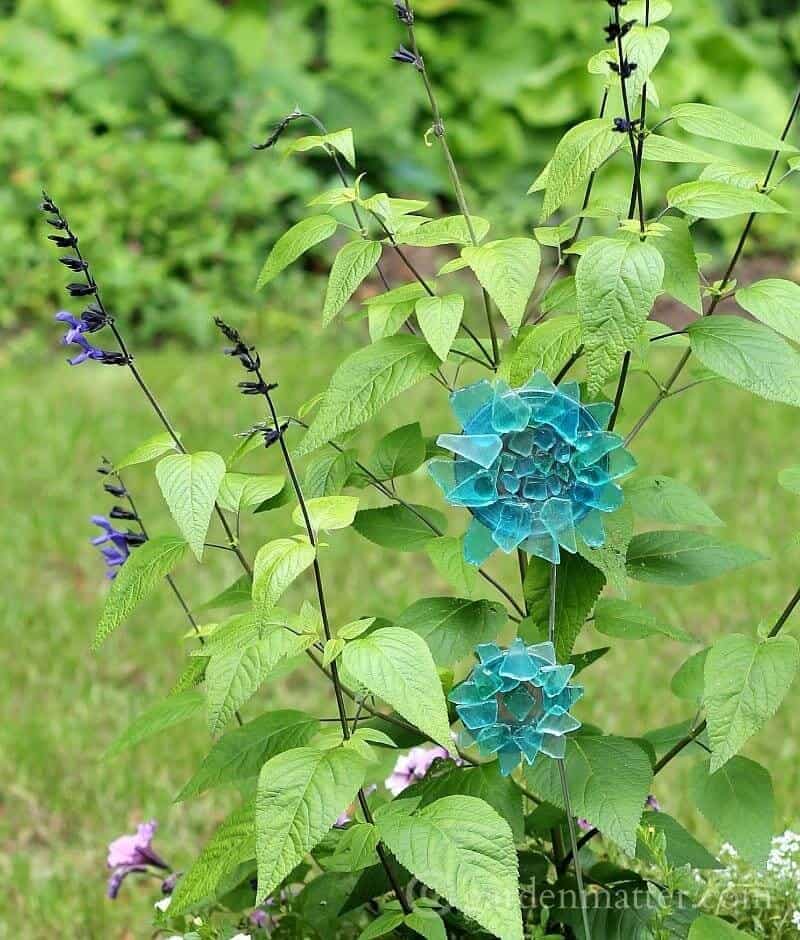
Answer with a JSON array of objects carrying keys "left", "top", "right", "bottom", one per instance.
[{"left": 613, "top": 4, "right": 645, "bottom": 231}]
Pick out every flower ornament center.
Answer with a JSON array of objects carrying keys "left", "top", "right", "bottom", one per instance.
[
  {"left": 450, "top": 639, "right": 583, "bottom": 776},
  {"left": 428, "top": 372, "right": 636, "bottom": 564}
]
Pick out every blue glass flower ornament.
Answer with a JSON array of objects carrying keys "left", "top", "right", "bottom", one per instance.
[
  {"left": 428, "top": 372, "right": 636, "bottom": 565},
  {"left": 449, "top": 640, "right": 583, "bottom": 776}
]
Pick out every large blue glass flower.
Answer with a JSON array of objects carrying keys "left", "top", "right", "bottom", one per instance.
[
  {"left": 450, "top": 640, "right": 583, "bottom": 776},
  {"left": 428, "top": 372, "right": 636, "bottom": 565}
]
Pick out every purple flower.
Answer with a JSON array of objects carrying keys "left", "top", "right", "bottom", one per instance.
[
  {"left": 577, "top": 818, "right": 592, "bottom": 832},
  {"left": 250, "top": 908, "right": 272, "bottom": 929},
  {"left": 385, "top": 746, "right": 453, "bottom": 796},
  {"left": 646, "top": 794, "right": 661, "bottom": 813},
  {"left": 334, "top": 784, "right": 377, "bottom": 827},
  {"left": 54, "top": 310, "right": 126, "bottom": 366},
  {"left": 106, "top": 820, "right": 169, "bottom": 900}
]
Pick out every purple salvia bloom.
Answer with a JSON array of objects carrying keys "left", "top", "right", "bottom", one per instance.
[
  {"left": 55, "top": 310, "right": 87, "bottom": 344},
  {"left": 66, "top": 334, "right": 106, "bottom": 366},
  {"left": 577, "top": 818, "right": 592, "bottom": 832},
  {"left": 106, "top": 820, "right": 169, "bottom": 900},
  {"left": 646, "top": 794, "right": 661, "bottom": 813},
  {"left": 385, "top": 746, "right": 453, "bottom": 796},
  {"left": 334, "top": 784, "right": 377, "bottom": 828}
]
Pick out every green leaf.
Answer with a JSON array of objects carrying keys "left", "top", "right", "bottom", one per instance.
[
  {"left": 654, "top": 217, "right": 702, "bottom": 313},
  {"left": 342, "top": 627, "right": 452, "bottom": 749},
  {"left": 296, "top": 336, "right": 441, "bottom": 457},
  {"left": 637, "top": 811, "right": 722, "bottom": 870},
  {"left": 322, "top": 637, "right": 346, "bottom": 668},
  {"left": 525, "top": 734, "right": 653, "bottom": 855},
  {"left": 667, "top": 181, "right": 786, "bottom": 219},
  {"left": 614, "top": 24, "right": 670, "bottom": 102},
  {"left": 292, "top": 496, "right": 359, "bottom": 532},
  {"left": 257, "top": 215, "right": 338, "bottom": 289},
  {"left": 395, "top": 597, "right": 507, "bottom": 666},
  {"left": 352, "top": 504, "right": 444, "bottom": 552},
  {"left": 688, "top": 757, "right": 774, "bottom": 866},
  {"left": 778, "top": 466, "right": 800, "bottom": 495},
  {"left": 169, "top": 800, "right": 255, "bottom": 915},
  {"left": 256, "top": 746, "right": 366, "bottom": 900},
  {"left": 405, "top": 909, "right": 448, "bottom": 940},
  {"left": 395, "top": 215, "right": 490, "bottom": 248},
  {"left": 576, "top": 237, "right": 664, "bottom": 395},
  {"left": 642, "top": 134, "right": 719, "bottom": 164},
  {"left": 688, "top": 315, "right": 800, "bottom": 407},
  {"left": 377, "top": 795, "right": 523, "bottom": 940},
  {"left": 253, "top": 538, "right": 317, "bottom": 625},
  {"left": 577, "top": 503, "right": 633, "bottom": 595},
  {"left": 254, "top": 483, "right": 292, "bottom": 514},
  {"left": 113, "top": 431, "right": 180, "bottom": 471},
  {"left": 689, "top": 913, "right": 753, "bottom": 939},
  {"left": 627, "top": 531, "right": 764, "bottom": 585},
  {"left": 502, "top": 316, "right": 582, "bottom": 387},
  {"left": 155, "top": 452, "right": 226, "bottom": 561},
  {"left": 541, "top": 276, "right": 577, "bottom": 315},
  {"left": 736, "top": 278, "right": 800, "bottom": 343},
  {"left": 670, "top": 103, "right": 798, "bottom": 153},
  {"left": 523, "top": 553, "right": 605, "bottom": 660},
  {"left": 325, "top": 822, "right": 380, "bottom": 873},
  {"left": 176, "top": 710, "right": 320, "bottom": 800},
  {"left": 103, "top": 690, "right": 203, "bottom": 759},
  {"left": 594, "top": 598, "right": 695, "bottom": 643},
  {"left": 701, "top": 162, "right": 762, "bottom": 190},
  {"left": 217, "top": 473, "right": 285, "bottom": 513},
  {"left": 323, "top": 240, "right": 383, "bottom": 326},
  {"left": 358, "top": 912, "right": 405, "bottom": 940},
  {"left": 462, "top": 238, "right": 541, "bottom": 334},
  {"left": 305, "top": 450, "right": 356, "bottom": 498},
  {"left": 171, "top": 656, "right": 208, "bottom": 694},
  {"left": 627, "top": 0, "right": 672, "bottom": 22},
  {"left": 540, "top": 119, "right": 624, "bottom": 219},
  {"left": 704, "top": 633, "right": 799, "bottom": 772},
  {"left": 425, "top": 536, "right": 477, "bottom": 597},
  {"left": 415, "top": 294, "right": 464, "bottom": 360},
  {"left": 625, "top": 475, "right": 723, "bottom": 527},
  {"left": 365, "top": 423, "right": 426, "bottom": 481},
  {"left": 93, "top": 536, "right": 189, "bottom": 648},
  {"left": 285, "top": 128, "right": 355, "bottom": 167},
  {"left": 671, "top": 649, "right": 709, "bottom": 703}
]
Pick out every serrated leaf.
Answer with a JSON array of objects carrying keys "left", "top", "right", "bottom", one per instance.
[
  {"left": 194, "top": 575, "right": 252, "bottom": 614},
  {"left": 253, "top": 538, "right": 317, "bottom": 625},
  {"left": 325, "top": 823, "right": 380, "bottom": 873},
  {"left": 285, "top": 128, "right": 355, "bottom": 167},
  {"left": 415, "top": 294, "right": 464, "bottom": 360},
  {"left": 171, "top": 656, "right": 208, "bottom": 694},
  {"left": 576, "top": 237, "right": 664, "bottom": 395},
  {"left": 636, "top": 811, "right": 722, "bottom": 870},
  {"left": 688, "top": 315, "right": 800, "bottom": 407},
  {"left": 405, "top": 909, "right": 447, "bottom": 940},
  {"left": 736, "top": 278, "right": 800, "bottom": 343},
  {"left": 395, "top": 215, "right": 490, "bottom": 248},
  {"left": 365, "top": 423, "right": 426, "bottom": 481},
  {"left": 606, "top": 24, "right": 670, "bottom": 102},
  {"left": 358, "top": 912, "right": 405, "bottom": 940},
  {"left": 352, "top": 504, "right": 445, "bottom": 552},
  {"left": 217, "top": 473, "right": 285, "bottom": 513},
  {"left": 93, "top": 536, "right": 189, "bottom": 648},
  {"left": 257, "top": 215, "right": 338, "bottom": 289},
  {"left": 670, "top": 103, "right": 798, "bottom": 153},
  {"left": 502, "top": 316, "right": 582, "bottom": 387},
  {"left": 577, "top": 503, "right": 633, "bottom": 595},
  {"left": 462, "top": 238, "right": 541, "bottom": 334},
  {"left": 700, "top": 162, "right": 762, "bottom": 190},
  {"left": 688, "top": 757, "right": 774, "bottom": 866},
  {"left": 103, "top": 690, "right": 204, "bottom": 759},
  {"left": 595, "top": 598, "right": 695, "bottom": 643},
  {"left": 642, "top": 134, "right": 719, "bottom": 164},
  {"left": 305, "top": 451, "right": 356, "bottom": 499},
  {"left": 155, "top": 452, "right": 226, "bottom": 561},
  {"left": 176, "top": 710, "right": 320, "bottom": 800},
  {"left": 667, "top": 181, "right": 786, "bottom": 219},
  {"left": 377, "top": 795, "right": 523, "bottom": 940},
  {"left": 671, "top": 649, "right": 709, "bottom": 703},
  {"left": 627, "top": 531, "right": 764, "bottom": 585},
  {"left": 625, "top": 475, "right": 723, "bottom": 527},
  {"left": 541, "top": 276, "right": 577, "bottom": 315},
  {"left": 256, "top": 746, "right": 366, "bottom": 900},
  {"left": 292, "top": 496, "right": 359, "bottom": 532},
  {"left": 322, "top": 637, "right": 346, "bottom": 668},
  {"left": 654, "top": 217, "right": 702, "bottom": 313},
  {"left": 525, "top": 734, "right": 653, "bottom": 855},
  {"left": 339, "top": 618, "right": 375, "bottom": 641},
  {"left": 425, "top": 536, "right": 477, "bottom": 597},
  {"left": 296, "top": 336, "right": 441, "bottom": 457},
  {"left": 395, "top": 597, "right": 507, "bottom": 666},
  {"left": 323, "top": 240, "right": 383, "bottom": 326},
  {"left": 342, "top": 627, "right": 452, "bottom": 749},
  {"left": 704, "top": 633, "right": 799, "bottom": 772},
  {"left": 689, "top": 913, "right": 753, "bottom": 939},
  {"left": 113, "top": 432, "right": 180, "bottom": 471}
]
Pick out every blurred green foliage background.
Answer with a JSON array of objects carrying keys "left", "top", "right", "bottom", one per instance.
[{"left": 4, "top": 0, "right": 800, "bottom": 348}]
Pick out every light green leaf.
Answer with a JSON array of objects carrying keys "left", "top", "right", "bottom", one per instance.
[
  {"left": 778, "top": 466, "right": 800, "bottom": 495},
  {"left": 296, "top": 336, "right": 441, "bottom": 457},
  {"left": 176, "top": 710, "right": 320, "bottom": 800},
  {"left": 575, "top": 237, "right": 664, "bottom": 395},
  {"left": 670, "top": 103, "right": 798, "bottom": 153},
  {"left": 376, "top": 796, "right": 523, "bottom": 940},
  {"left": 642, "top": 134, "right": 718, "bottom": 164},
  {"left": 625, "top": 475, "right": 723, "bottom": 526},
  {"left": 103, "top": 690, "right": 204, "bottom": 759},
  {"left": 616, "top": 24, "right": 671, "bottom": 102},
  {"left": 541, "top": 276, "right": 577, "bottom": 315},
  {"left": 365, "top": 423, "right": 426, "bottom": 481},
  {"left": 285, "top": 128, "right": 355, "bottom": 167},
  {"left": 687, "top": 315, "right": 800, "bottom": 407},
  {"left": 595, "top": 598, "right": 695, "bottom": 643},
  {"left": 322, "top": 637, "right": 346, "bottom": 668},
  {"left": 462, "top": 238, "right": 541, "bottom": 334},
  {"left": 256, "top": 746, "right": 366, "bottom": 900},
  {"left": 395, "top": 597, "right": 507, "bottom": 666},
  {"left": 667, "top": 181, "right": 786, "bottom": 219},
  {"left": 217, "top": 473, "right": 285, "bottom": 513},
  {"left": 342, "top": 627, "right": 452, "bottom": 749},
  {"left": 577, "top": 502, "right": 634, "bottom": 596},
  {"left": 325, "top": 822, "right": 380, "bottom": 873},
  {"left": 704, "top": 633, "right": 799, "bottom": 772},
  {"left": 323, "top": 240, "right": 383, "bottom": 326},
  {"left": 352, "top": 504, "right": 445, "bottom": 552},
  {"left": 688, "top": 757, "right": 774, "bottom": 866},
  {"left": 171, "top": 656, "right": 208, "bottom": 695},
  {"left": 395, "top": 215, "right": 490, "bottom": 248},
  {"left": 671, "top": 649, "right": 709, "bottom": 703},
  {"left": 368, "top": 299, "right": 416, "bottom": 342},
  {"left": 540, "top": 119, "right": 624, "bottom": 220},
  {"left": 93, "top": 536, "right": 189, "bottom": 648},
  {"left": 425, "top": 536, "right": 477, "bottom": 597},
  {"left": 526, "top": 734, "right": 653, "bottom": 855},
  {"left": 627, "top": 531, "right": 765, "bottom": 585},
  {"left": 689, "top": 913, "right": 753, "bottom": 939},
  {"left": 654, "top": 217, "right": 702, "bottom": 313},
  {"left": 257, "top": 215, "right": 338, "bottom": 289},
  {"left": 305, "top": 450, "right": 356, "bottom": 498},
  {"left": 339, "top": 618, "right": 375, "bottom": 641},
  {"left": 113, "top": 431, "right": 180, "bottom": 471},
  {"left": 358, "top": 912, "right": 405, "bottom": 940},
  {"left": 253, "top": 538, "right": 316, "bottom": 625},
  {"left": 292, "top": 496, "right": 359, "bottom": 532},
  {"left": 636, "top": 811, "right": 722, "bottom": 871},
  {"left": 415, "top": 293, "right": 464, "bottom": 360},
  {"left": 627, "top": 0, "right": 672, "bottom": 22},
  {"left": 700, "top": 162, "right": 762, "bottom": 190},
  {"left": 736, "top": 278, "right": 800, "bottom": 343},
  {"left": 155, "top": 452, "right": 226, "bottom": 561},
  {"left": 189, "top": 611, "right": 276, "bottom": 658},
  {"left": 502, "top": 316, "right": 582, "bottom": 387},
  {"left": 405, "top": 909, "right": 447, "bottom": 940}
]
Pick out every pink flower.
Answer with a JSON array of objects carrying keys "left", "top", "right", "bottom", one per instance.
[
  {"left": 646, "top": 794, "right": 661, "bottom": 813},
  {"left": 335, "top": 785, "right": 377, "bottom": 828},
  {"left": 106, "top": 820, "right": 168, "bottom": 899},
  {"left": 385, "top": 746, "right": 452, "bottom": 796}
]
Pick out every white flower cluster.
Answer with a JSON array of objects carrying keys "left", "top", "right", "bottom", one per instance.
[{"left": 767, "top": 831, "right": 800, "bottom": 884}]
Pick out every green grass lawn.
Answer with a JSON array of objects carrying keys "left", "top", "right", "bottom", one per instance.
[{"left": 2, "top": 327, "right": 800, "bottom": 938}]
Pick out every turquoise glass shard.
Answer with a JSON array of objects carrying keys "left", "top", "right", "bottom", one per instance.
[
  {"left": 427, "top": 370, "right": 636, "bottom": 565},
  {"left": 449, "top": 641, "right": 584, "bottom": 776}
]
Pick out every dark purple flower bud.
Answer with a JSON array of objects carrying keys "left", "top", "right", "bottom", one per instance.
[
  {"left": 109, "top": 506, "right": 137, "bottom": 521},
  {"left": 252, "top": 107, "right": 304, "bottom": 150},
  {"left": 609, "top": 58, "right": 637, "bottom": 78},
  {"left": 97, "top": 465, "right": 112, "bottom": 476},
  {"left": 646, "top": 794, "right": 662, "bottom": 812},
  {"left": 394, "top": 1, "right": 414, "bottom": 24},
  {"left": 604, "top": 19, "right": 635, "bottom": 41},
  {"left": 104, "top": 483, "right": 127, "bottom": 498},
  {"left": 263, "top": 421, "right": 290, "bottom": 447},
  {"left": 606, "top": 0, "right": 628, "bottom": 6},
  {"left": 46, "top": 217, "right": 67, "bottom": 229},
  {"left": 612, "top": 116, "right": 641, "bottom": 133},
  {"left": 40, "top": 194, "right": 58, "bottom": 214},
  {"left": 81, "top": 303, "right": 108, "bottom": 332},
  {"left": 66, "top": 282, "right": 96, "bottom": 297},
  {"left": 391, "top": 45, "right": 422, "bottom": 68},
  {"left": 124, "top": 531, "right": 147, "bottom": 547},
  {"left": 48, "top": 234, "right": 77, "bottom": 248},
  {"left": 59, "top": 256, "right": 89, "bottom": 272},
  {"left": 238, "top": 380, "right": 269, "bottom": 395},
  {"left": 97, "top": 350, "right": 130, "bottom": 366},
  {"left": 161, "top": 872, "right": 179, "bottom": 895}
]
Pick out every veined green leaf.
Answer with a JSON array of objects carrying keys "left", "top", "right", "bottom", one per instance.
[
  {"left": 700, "top": 162, "right": 762, "bottom": 190},
  {"left": 577, "top": 503, "right": 633, "bottom": 595},
  {"left": 642, "top": 134, "right": 718, "bottom": 164},
  {"left": 415, "top": 294, "right": 464, "bottom": 360},
  {"left": 323, "top": 240, "right": 383, "bottom": 326},
  {"left": 194, "top": 575, "right": 252, "bottom": 614},
  {"left": 252, "top": 538, "right": 316, "bottom": 625},
  {"left": 304, "top": 450, "right": 356, "bottom": 498},
  {"left": 325, "top": 822, "right": 380, "bottom": 873},
  {"left": 671, "top": 649, "right": 709, "bottom": 703},
  {"left": 627, "top": 531, "right": 764, "bottom": 585},
  {"left": 364, "top": 423, "right": 426, "bottom": 482},
  {"left": 736, "top": 278, "right": 800, "bottom": 343},
  {"left": 292, "top": 496, "right": 359, "bottom": 532},
  {"left": 285, "top": 128, "right": 355, "bottom": 167},
  {"left": 217, "top": 473, "right": 285, "bottom": 513},
  {"left": 395, "top": 597, "right": 506, "bottom": 666},
  {"left": 155, "top": 452, "right": 226, "bottom": 561},
  {"left": 352, "top": 504, "right": 445, "bottom": 552},
  {"left": 257, "top": 215, "right": 338, "bottom": 290},
  {"left": 670, "top": 103, "right": 798, "bottom": 153},
  {"left": 113, "top": 431, "right": 180, "bottom": 471},
  {"left": 689, "top": 914, "right": 753, "bottom": 939},
  {"left": 627, "top": 0, "right": 672, "bottom": 22},
  {"left": 502, "top": 315, "right": 582, "bottom": 387},
  {"left": 625, "top": 475, "right": 723, "bottom": 527},
  {"left": 462, "top": 238, "right": 541, "bottom": 334},
  {"left": 425, "top": 536, "right": 477, "bottom": 597},
  {"left": 667, "top": 181, "right": 786, "bottom": 219},
  {"left": 636, "top": 811, "right": 722, "bottom": 871},
  {"left": 104, "top": 690, "right": 204, "bottom": 759},
  {"left": 654, "top": 217, "right": 702, "bottom": 313},
  {"left": 394, "top": 215, "right": 490, "bottom": 248},
  {"left": 595, "top": 598, "right": 695, "bottom": 643}
]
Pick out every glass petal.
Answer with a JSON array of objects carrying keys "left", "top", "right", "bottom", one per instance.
[
  {"left": 492, "top": 385, "right": 532, "bottom": 433},
  {"left": 576, "top": 511, "right": 605, "bottom": 548},
  {"left": 449, "top": 470, "right": 499, "bottom": 507},
  {"left": 476, "top": 642, "right": 504, "bottom": 665},
  {"left": 448, "top": 680, "right": 487, "bottom": 706},
  {"left": 522, "top": 533, "right": 560, "bottom": 564},
  {"left": 513, "top": 727, "right": 544, "bottom": 764},
  {"left": 584, "top": 401, "right": 613, "bottom": 429},
  {"left": 541, "top": 498, "right": 577, "bottom": 553},
  {"left": 450, "top": 379, "right": 494, "bottom": 426},
  {"left": 475, "top": 723, "right": 512, "bottom": 754},
  {"left": 437, "top": 433, "right": 503, "bottom": 469},
  {"left": 492, "top": 501, "right": 533, "bottom": 552},
  {"left": 527, "top": 641, "right": 556, "bottom": 665},
  {"left": 508, "top": 429, "right": 535, "bottom": 456},
  {"left": 540, "top": 664, "right": 575, "bottom": 695},
  {"left": 497, "top": 746, "right": 522, "bottom": 776},
  {"left": 503, "top": 686, "right": 536, "bottom": 721},
  {"left": 539, "top": 733, "right": 567, "bottom": 759},
  {"left": 538, "top": 712, "right": 581, "bottom": 735},
  {"left": 499, "top": 638, "right": 539, "bottom": 680},
  {"left": 457, "top": 700, "right": 498, "bottom": 731},
  {"left": 608, "top": 448, "right": 638, "bottom": 480},
  {"left": 464, "top": 518, "right": 497, "bottom": 566}
]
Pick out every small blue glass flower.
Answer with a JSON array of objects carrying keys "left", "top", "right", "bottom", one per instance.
[
  {"left": 449, "top": 640, "right": 583, "bottom": 776},
  {"left": 428, "top": 372, "right": 636, "bottom": 565}
]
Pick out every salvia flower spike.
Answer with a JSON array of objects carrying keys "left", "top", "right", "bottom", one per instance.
[
  {"left": 449, "top": 640, "right": 583, "bottom": 776},
  {"left": 428, "top": 372, "right": 636, "bottom": 565}
]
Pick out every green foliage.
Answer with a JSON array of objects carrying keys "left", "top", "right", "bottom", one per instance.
[
  {"left": 625, "top": 475, "right": 724, "bottom": 527},
  {"left": 352, "top": 504, "right": 445, "bottom": 552},
  {"left": 252, "top": 538, "right": 317, "bottom": 625},
  {"left": 736, "top": 278, "right": 800, "bottom": 343},
  {"left": 155, "top": 451, "right": 226, "bottom": 561},
  {"left": 394, "top": 596, "right": 507, "bottom": 666},
  {"left": 595, "top": 597, "right": 695, "bottom": 643},
  {"left": 257, "top": 216, "right": 339, "bottom": 290},
  {"left": 627, "top": 531, "right": 765, "bottom": 585},
  {"left": 103, "top": 689, "right": 204, "bottom": 759},
  {"left": 323, "top": 240, "right": 383, "bottom": 326},
  {"left": 113, "top": 432, "right": 180, "bottom": 471},
  {"left": 461, "top": 238, "right": 541, "bottom": 335},
  {"left": 415, "top": 294, "right": 465, "bottom": 361},
  {"left": 291, "top": 495, "right": 360, "bottom": 532}
]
